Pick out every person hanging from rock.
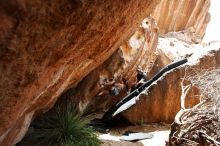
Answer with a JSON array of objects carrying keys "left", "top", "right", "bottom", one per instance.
[
  {"left": 110, "top": 85, "right": 120, "bottom": 96},
  {"left": 136, "top": 68, "right": 148, "bottom": 88},
  {"left": 131, "top": 68, "right": 148, "bottom": 92},
  {"left": 136, "top": 68, "right": 148, "bottom": 82},
  {"left": 109, "top": 75, "right": 128, "bottom": 96},
  {"left": 98, "top": 77, "right": 115, "bottom": 96},
  {"left": 110, "top": 82, "right": 126, "bottom": 96}
]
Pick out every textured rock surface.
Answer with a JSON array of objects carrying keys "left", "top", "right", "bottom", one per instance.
[
  {"left": 71, "top": 0, "right": 212, "bottom": 115},
  {"left": 68, "top": 17, "right": 159, "bottom": 114},
  {"left": 0, "top": 1, "right": 160, "bottom": 145},
  {"left": 121, "top": 40, "right": 220, "bottom": 124},
  {"left": 0, "top": 0, "right": 213, "bottom": 145},
  {"left": 152, "top": 0, "right": 210, "bottom": 40}
]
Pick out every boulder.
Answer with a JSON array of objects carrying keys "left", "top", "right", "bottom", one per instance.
[
  {"left": 0, "top": 1, "right": 160, "bottom": 145},
  {"left": 120, "top": 39, "right": 220, "bottom": 124},
  {"left": 0, "top": 0, "right": 213, "bottom": 145},
  {"left": 73, "top": 0, "right": 212, "bottom": 116},
  {"left": 69, "top": 17, "right": 159, "bottom": 114}
]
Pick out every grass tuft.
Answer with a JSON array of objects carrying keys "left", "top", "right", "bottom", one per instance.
[{"left": 20, "top": 104, "right": 101, "bottom": 146}]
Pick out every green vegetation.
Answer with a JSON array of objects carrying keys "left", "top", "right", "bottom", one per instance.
[{"left": 22, "top": 104, "right": 101, "bottom": 146}]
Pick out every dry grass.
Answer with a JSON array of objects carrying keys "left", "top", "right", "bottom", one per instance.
[{"left": 169, "top": 68, "right": 220, "bottom": 146}]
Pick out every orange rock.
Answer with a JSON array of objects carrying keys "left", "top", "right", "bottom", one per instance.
[
  {"left": 121, "top": 41, "right": 220, "bottom": 124},
  {"left": 152, "top": 0, "right": 211, "bottom": 39},
  {"left": 72, "top": 17, "right": 159, "bottom": 114},
  {"left": 0, "top": 1, "right": 160, "bottom": 145},
  {"left": 0, "top": 0, "right": 213, "bottom": 145}
]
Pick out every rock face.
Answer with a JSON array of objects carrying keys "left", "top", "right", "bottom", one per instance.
[
  {"left": 120, "top": 40, "right": 220, "bottom": 124},
  {"left": 71, "top": 0, "right": 212, "bottom": 120},
  {"left": 152, "top": 0, "right": 210, "bottom": 39},
  {"left": 71, "top": 0, "right": 212, "bottom": 116},
  {"left": 0, "top": 0, "right": 213, "bottom": 145},
  {"left": 0, "top": 1, "right": 160, "bottom": 145},
  {"left": 69, "top": 17, "right": 159, "bottom": 114}
]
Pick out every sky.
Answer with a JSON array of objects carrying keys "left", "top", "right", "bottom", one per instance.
[{"left": 203, "top": 0, "right": 220, "bottom": 42}]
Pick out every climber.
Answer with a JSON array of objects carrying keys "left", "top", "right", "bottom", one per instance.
[
  {"left": 130, "top": 69, "right": 148, "bottom": 92},
  {"left": 110, "top": 82, "right": 125, "bottom": 96},
  {"left": 136, "top": 68, "right": 148, "bottom": 82},
  {"left": 110, "top": 86, "right": 120, "bottom": 96}
]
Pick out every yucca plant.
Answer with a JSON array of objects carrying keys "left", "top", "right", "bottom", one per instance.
[{"left": 20, "top": 104, "right": 101, "bottom": 146}]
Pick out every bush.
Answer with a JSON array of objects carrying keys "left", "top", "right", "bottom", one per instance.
[
  {"left": 169, "top": 68, "right": 220, "bottom": 146},
  {"left": 20, "top": 104, "right": 101, "bottom": 146}
]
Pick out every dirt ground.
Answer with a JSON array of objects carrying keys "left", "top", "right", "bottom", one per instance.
[
  {"left": 102, "top": 140, "right": 144, "bottom": 146},
  {"left": 110, "top": 122, "right": 170, "bottom": 135},
  {"left": 99, "top": 123, "right": 170, "bottom": 146}
]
